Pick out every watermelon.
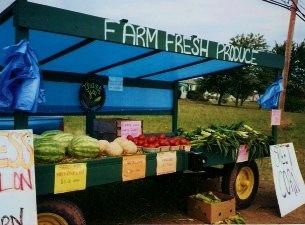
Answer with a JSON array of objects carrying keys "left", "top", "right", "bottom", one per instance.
[
  {"left": 52, "top": 132, "right": 74, "bottom": 151},
  {"left": 41, "top": 130, "right": 64, "bottom": 138},
  {"left": 67, "top": 135, "right": 100, "bottom": 159},
  {"left": 34, "top": 137, "right": 66, "bottom": 163}
]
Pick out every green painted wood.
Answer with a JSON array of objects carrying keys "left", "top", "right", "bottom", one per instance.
[
  {"left": 86, "top": 112, "right": 96, "bottom": 136},
  {"left": 172, "top": 82, "right": 179, "bottom": 132},
  {"left": 86, "top": 157, "right": 122, "bottom": 187},
  {"left": 146, "top": 153, "right": 157, "bottom": 177},
  {"left": 35, "top": 151, "right": 187, "bottom": 196},
  {"left": 13, "top": 2, "right": 30, "bottom": 130},
  {"left": 0, "top": 1, "right": 13, "bottom": 24},
  {"left": 14, "top": 1, "right": 285, "bottom": 69},
  {"left": 42, "top": 70, "right": 173, "bottom": 90},
  {"left": 35, "top": 164, "right": 55, "bottom": 195}
]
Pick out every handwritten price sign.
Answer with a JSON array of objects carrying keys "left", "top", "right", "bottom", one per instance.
[
  {"left": 120, "top": 121, "right": 142, "bottom": 138},
  {"left": 54, "top": 163, "right": 87, "bottom": 194},
  {"left": 270, "top": 143, "right": 305, "bottom": 217}
]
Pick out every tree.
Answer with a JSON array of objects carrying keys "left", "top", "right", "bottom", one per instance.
[
  {"left": 228, "top": 33, "right": 275, "bottom": 106},
  {"left": 273, "top": 40, "right": 305, "bottom": 112},
  {"left": 197, "top": 33, "right": 277, "bottom": 107},
  {"left": 196, "top": 72, "right": 232, "bottom": 105}
]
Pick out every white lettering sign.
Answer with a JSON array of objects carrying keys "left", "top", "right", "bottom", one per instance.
[
  {"left": 104, "top": 19, "right": 257, "bottom": 65},
  {"left": 216, "top": 43, "right": 257, "bottom": 65},
  {"left": 270, "top": 143, "right": 305, "bottom": 217}
]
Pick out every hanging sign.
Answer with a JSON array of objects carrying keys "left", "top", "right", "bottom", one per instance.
[
  {"left": 156, "top": 151, "right": 177, "bottom": 175},
  {"left": 122, "top": 155, "right": 146, "bottom": 181},
  {"left": 271, "top": 109, "right": 281, "bottom": 126},
  {"left": 108, "top": 76, "right": 123, "bottom": 91},
  {"left": 236, "top": 145, "right": 249, "bottom": 163},
  {"left": 79, "top": 76, "right": 106, "bottom": 111},
  {"left": 270, "top": 143, "right": 305, "bottom": 217},
  {"left": 0, "top": 130, "right": 37, "bottom": 225},
  {"left": 54, "top": 163, "right": 87, "bottom": 194}
]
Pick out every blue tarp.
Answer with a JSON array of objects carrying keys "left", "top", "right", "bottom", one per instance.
[
  {"left": 257, "top": 79, "right": 283, "bottom": 109},
  {"left": 0, "top": 39, "right": 45, "bottom": 113}
]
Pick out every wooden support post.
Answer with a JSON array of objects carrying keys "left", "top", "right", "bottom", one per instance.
[
  {"left": 14, "top": 0, "right": 29, "bottom": 130},
  {"left": 278, "top": 0, "right": 298, "bottom": 111},
  {"left": 172, "top": 82, "right": 179, "bottom": 133}
]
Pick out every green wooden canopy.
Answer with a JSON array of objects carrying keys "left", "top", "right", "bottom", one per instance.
[
  {"left": 0, "top": 0, "right": 285, "bottom": 133},
  {"left": 0, "top": 0, "right": 284, "bottom": 81}
]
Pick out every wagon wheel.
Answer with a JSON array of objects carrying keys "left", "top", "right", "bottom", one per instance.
[
  {"left": 221, "top": 161, "right": 259, "bottom": 209},
  {"left": 37, "top": 197, "right": 86, "bottom": 225}
]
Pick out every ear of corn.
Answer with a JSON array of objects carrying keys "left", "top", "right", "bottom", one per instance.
[{"left": 178, "top": 122, "right": 272, "bottom": 162}]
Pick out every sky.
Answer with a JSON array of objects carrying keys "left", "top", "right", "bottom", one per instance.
[{"left": 0, "top": 0, "right": 305, "bottom": 49}]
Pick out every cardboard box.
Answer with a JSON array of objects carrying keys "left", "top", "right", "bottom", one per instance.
[
  {"left": 93, "top": 118, "right": 142, "bottom": 141},
  {"left": 187, "top": 192, "right": 236, "bottom": 223}
]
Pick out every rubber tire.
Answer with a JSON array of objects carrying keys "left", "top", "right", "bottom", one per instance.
[
  {"left": 221, "top": 161, "right": 259, "bottom": 209},
  {"left": 37, "top": 197, "right": 86, "bottom": 225}
]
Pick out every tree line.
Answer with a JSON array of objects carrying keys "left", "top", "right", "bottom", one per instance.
[{"left": 193, "top": 33, "right": 305, "bottom": 112}]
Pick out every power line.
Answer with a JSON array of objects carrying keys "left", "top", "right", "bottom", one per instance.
[{"left": 262, "top": 0, "right": 305, "bottom": 21}]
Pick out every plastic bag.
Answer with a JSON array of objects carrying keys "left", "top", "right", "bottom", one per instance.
[
  {"left": 0, "top": 39, "right": 45, "bottom": 112},
  {"left": 257, "top": 79, "right": 283, "bottom": 109}
]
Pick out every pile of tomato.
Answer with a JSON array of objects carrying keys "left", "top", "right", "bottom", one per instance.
[{"left": 126, "top": 134, "right": 190, "bottom": 148}]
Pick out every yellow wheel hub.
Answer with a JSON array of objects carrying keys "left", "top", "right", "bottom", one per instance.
[
  {"left": 38, "top": 213, "right": 69, "bottom": 225},
  {"left": 235, "top": 166, "right": 254, "bottom": 200}
]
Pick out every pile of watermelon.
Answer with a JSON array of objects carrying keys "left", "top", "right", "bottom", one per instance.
[{"left": 33, "top": 130, "right": 100, "bottom": 163}]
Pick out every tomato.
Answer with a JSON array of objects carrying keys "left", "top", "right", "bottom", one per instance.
[
  {"left": 179, "top": 138, "right": 188, "bottom": 145},
  {"left": 126, "top": 135, "right": 134, "bottom": 140},
  {"left": 148, "top": 143, "right": 156, "bottom": 148},
  {"left": 169, "top": 138, "right": 177, "bottom": 146},
  {"left": 138, "top": 134, "right": 146, "bottom": 140},
  {"left": 137, "top": 139, "right": 145, "bottom": 146},
  {"left": 147, "top": 135, "right": 157, "bottom": 144},
  {"left": 158, "top": 133, "right": 166, "bottom": 139},
  {"left": 164, "top": 140, "right": 170, "bottom": 146},
  {"left": 158, "top": 139, "right": 166, "bottom": 146},
  {"left": 143, "top": 143, "right": 149, "bottom": 147}
]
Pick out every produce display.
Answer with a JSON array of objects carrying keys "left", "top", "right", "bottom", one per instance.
[
  {"left": 177, "top": 122, "right": 273, "bottom": 162},
  {"left": 33, "top": 130, "right": 190, "bottom": 164},
  {"left": 33, "top": 122, "right": 271, "bottom": 164}
]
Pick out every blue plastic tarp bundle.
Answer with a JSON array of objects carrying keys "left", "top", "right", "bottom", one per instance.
[
  {"left": 257, "top": 79, "right": 283, "bottom": 109},
  {"left": 0, "top": 39, "right": 45, "bottom": 113}
]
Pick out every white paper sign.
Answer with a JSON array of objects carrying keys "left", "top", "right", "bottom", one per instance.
[
  {"left": 108, "top": 76, "right": 123, "bottom": 91},
  {"left": 0, "top": 130, "right": 38, "bottom": 225},
  {"left": 236, "top": 144, "right": 249, "bottom": 163},
  {"left": 120, "top": 121, "right": 142, "bottom": 138},
  {"left": 271, "top": 109, "right": 281, "bottom": 126},
  {"left": 270, "top": 143, "right": 305, "bottom": 217}
]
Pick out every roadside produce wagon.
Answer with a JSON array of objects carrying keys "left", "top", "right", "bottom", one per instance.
[{"left": 0, "top": 1, "right": 285, "bottom": 224}]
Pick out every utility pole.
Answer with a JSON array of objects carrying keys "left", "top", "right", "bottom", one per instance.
[{"left": 278, "top": 0, "right": 298, "bottom": 110}]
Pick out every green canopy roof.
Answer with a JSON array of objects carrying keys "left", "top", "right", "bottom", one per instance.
[{"left": 0, "top": 0, "right": 284, "bottom": 83}]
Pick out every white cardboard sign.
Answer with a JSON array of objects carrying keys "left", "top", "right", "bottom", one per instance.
[
  {"left": 0, "top": 130, "right": 38, "bottom": 225},
  {"left": 270, "top": 143, "right": 305, "bottom": 217}
]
